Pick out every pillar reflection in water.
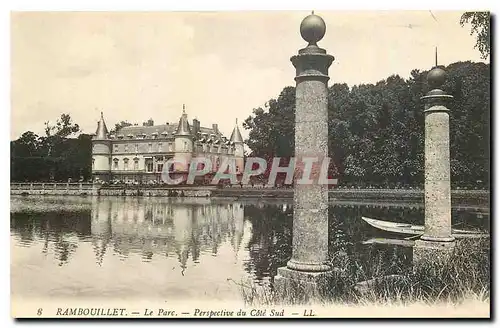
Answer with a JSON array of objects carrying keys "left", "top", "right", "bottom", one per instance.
[{"left": 90, "top": 197, "right": 245, "bottom": 273}]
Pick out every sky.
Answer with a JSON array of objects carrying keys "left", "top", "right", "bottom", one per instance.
[{"left": 10, "top": 10, "right": 488, "bottom": 141}]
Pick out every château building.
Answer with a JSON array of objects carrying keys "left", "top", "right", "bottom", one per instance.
[{"left": 91, "top": 109, "right": 245, "bottom": 183}]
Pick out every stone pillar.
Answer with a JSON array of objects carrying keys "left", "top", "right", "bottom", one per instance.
[
  {"left": 274, "top": 12, "right": 334, "bottom": 303},
  {"left": 414, "top": 64, "right": 455, "bottom": 261}
]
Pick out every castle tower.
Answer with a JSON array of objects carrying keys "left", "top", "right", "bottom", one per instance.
[
  {"left": 173, "top": 108, "right": 193, "bottom": 173},
  {"left": 92, "top": 112, "right": 111, "bottom": 182},
  {"left": 230, "top": 119, "right": 244, "bottom": 174}
]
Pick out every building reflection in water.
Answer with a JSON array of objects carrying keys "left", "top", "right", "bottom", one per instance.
[
  {"left": 90, "top": 197, "right": 245, "bottom": 274},
  {"left": 12, "top": 195, "right": 488, "bottom": 284}
]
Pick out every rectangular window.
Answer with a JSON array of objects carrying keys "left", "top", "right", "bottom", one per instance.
[
  {"left": 124, "top": 159, "right": 129, "bottom": 171},
  {"left": 149, "top": 143, "right": 153, "bottom": 152},
  {"left": 146, "top": 159, "right": 154, "bottom": 173},
  {"left": 134, "top": 159, "right": 139, "bottom": 170},
  {"left": 135, "top": 144, "right": 139, "bottom": 153},
  {"left": 114, "top": 144, "right": 119, "bottom": 152},
  {"left": 124, "top": 144, "right": 128, "bottom": 152},
  {"left": 158, "top": 143, "right": 162, "bottom": 152},
  {"left": 113, "top": 160, "right": 118, "bottom": 170},
  {"left": 157, "top": 163, "right": 164, "bottom": 173}
]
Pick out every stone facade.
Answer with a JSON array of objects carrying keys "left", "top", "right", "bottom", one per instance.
[{"left": 91, "top": 110, "right": 245, "bottom": 183}]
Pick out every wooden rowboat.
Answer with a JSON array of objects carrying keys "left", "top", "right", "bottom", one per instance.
[{"left": 361, "top": 216, "right": 488, "bottom": 238}]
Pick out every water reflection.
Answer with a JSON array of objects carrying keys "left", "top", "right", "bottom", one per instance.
[
  {"left": 90, "top": 198, "right": 245, "bottom": 271},
  {"left": 10, "top": 196, "right": 489, "bottom": 300}
]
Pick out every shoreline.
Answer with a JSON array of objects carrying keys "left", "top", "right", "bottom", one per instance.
[
  {"left": 10, "top": 183, "right": 490, "bottom": 205},
  {"left": 10, "top": 190, "right": 489, "bottom": 211}
]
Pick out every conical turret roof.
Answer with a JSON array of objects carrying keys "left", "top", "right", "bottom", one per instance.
[
  {"left": 94, "top": 112, "right": 109, "bottom": 139},
  {"left": 230, "top": 119, "right": 243, "bottom": 143},
  {"left": 175, "top": 110, "right": 192, "bottom": 136}
]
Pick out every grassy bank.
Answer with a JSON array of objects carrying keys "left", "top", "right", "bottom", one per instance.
[{"left": 238, "top": 237, "right": 490, "bottom": 307}]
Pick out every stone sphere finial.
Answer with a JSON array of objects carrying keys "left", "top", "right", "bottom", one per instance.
[
  {"left": 300, "top": 13, "right": 326, "bottom": 45},
  {"left": 427, "top": 66, "right": 446, "bottom": 89}
]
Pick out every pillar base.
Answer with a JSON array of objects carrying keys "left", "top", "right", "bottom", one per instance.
[
  {"left": 274, "top": 266, "right": 333, "bottom": 304},
  {"left": 419, "top": 235, "right": 455, "bottom": 243},
  {"left": 413, "top": 238, "right": 456, "bottom": 267}
]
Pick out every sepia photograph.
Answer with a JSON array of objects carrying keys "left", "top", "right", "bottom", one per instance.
[{"left": 10, "top": 9, "right": 490, "bottom": 319}]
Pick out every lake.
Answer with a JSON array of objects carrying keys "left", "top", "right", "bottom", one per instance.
[{"left": 10, "top": 195, "right": 489, "bottom": 303}]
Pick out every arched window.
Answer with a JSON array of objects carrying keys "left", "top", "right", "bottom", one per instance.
[{"left": 113, "top": 158, "right": 119, "bottom": 170}]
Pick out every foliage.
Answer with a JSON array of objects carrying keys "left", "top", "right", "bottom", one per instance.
[
  {"left": 460, "top": 12, "right": 490, "bottom": 60},
  {"left": 243, "top": 61, "right": 490, "bottom": 189},
  {"left": 239, "top": 226, "right": 490, "bottom": 306},
  {"left": 351, "top": 238, "right": 490, "bottom": 305},
  {"left": 11, "top": 114, "right": 90, "bottom": 182}
]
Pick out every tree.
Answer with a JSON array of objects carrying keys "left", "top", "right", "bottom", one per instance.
[
  {"left": 11, "top": 131, "right": 44, "bottom": 181},
  {"left": 38, "top": 114, "right": 81, "bottom": 181},
  {"left": 460, "top": 12, "right": 490, "bottom": 60},
  {"left": 243, "top": 61, "right": 490, "bottom": 189},
  {"left": 244, "top": 86, "right": 295, "bottom": 159},
  {"left": 44, "top": 113, "right": 80, "bottom": 138},
  {"left": 11, "top": 114, "right": 89, "bottom": 182}
]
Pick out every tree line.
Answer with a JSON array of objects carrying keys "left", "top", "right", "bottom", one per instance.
[
  {"left": 11, "top": 114, "right": 92, "bottom": 182},
  {"left": 10, "top": 61, "right": 490, "bottom": 188},
  {"left": 243, "top": 61, "right": 490, "bottom": 189},
  {"left": 10, "top": 116, "right": 156, "bottom": 182}
]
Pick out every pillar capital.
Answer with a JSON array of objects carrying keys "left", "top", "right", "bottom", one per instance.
[
  {"left": 421, "top": 92, "right": 454, "bottom": 111},
  {"left": 291, "top": 51, "right": 335, "bottom": 83}
]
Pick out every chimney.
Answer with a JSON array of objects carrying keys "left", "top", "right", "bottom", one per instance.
[
  {"left": 193, "top": 118, "right": 200, "bottom": 135},
  {"left": 212, "top": 123, "right": 218, "bottom": 134}
]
